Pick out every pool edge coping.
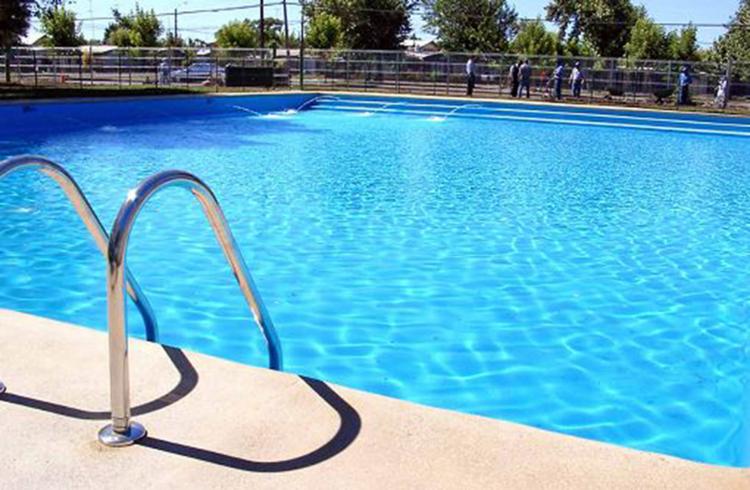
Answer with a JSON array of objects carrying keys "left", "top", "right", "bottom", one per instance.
[
  {"left": 1, "top": 89, "right": 749, "bottom": 121},
  {"left": 1, "top": 307, "right": 749, "bottom": 486}
]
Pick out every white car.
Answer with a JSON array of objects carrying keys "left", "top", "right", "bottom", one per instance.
[{"left": 170, "top": 62, "right": 225, "bottom": 83}]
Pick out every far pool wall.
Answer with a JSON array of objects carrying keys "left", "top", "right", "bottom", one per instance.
[{"left": 0, "top": 93, "right": 318, "bottom": 137}]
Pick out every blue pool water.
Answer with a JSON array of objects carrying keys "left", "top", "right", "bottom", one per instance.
[{"left": 1, "top": 94, "right": 750, "bottom": 466}]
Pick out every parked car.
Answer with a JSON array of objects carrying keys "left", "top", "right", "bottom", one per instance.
[{"left": 169, "top": 62, "right": 225, "bottom": 83}]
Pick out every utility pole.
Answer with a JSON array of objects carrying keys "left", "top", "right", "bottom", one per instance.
[
  {"left": 260, "top": 0, "right": 266, "bottom": 50},
  {"left": 283, "top": 0, "right": 290, "bottom": 58},
  {"left": 174, "top": 8, "right": 178, "bottom": 41}
]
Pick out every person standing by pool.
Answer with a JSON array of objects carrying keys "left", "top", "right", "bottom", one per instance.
[
  {"left": 519, "top": 59, "right": 532, "bottom": 98},
  {"left": 677, "top": 65, "right": 693, "bottom": 105},
  {"left": 466, "top": 56, "right": 476, "bottom": 97},
  {"left": 715, "top": 76, "right": 729, "bottom": 109},
  {"left": 553, "top": 60, "right": 565, "bottom": 100},
  {"left": 509, "top": 60, "right": 520, "bottom": 97},
  {"left": 569, "top": 61, "right": 584, "bottom": 98}
]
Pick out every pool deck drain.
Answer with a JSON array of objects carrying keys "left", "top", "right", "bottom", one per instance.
[{"left": 1, "top": 309, "right": 747, "bottom": 489}]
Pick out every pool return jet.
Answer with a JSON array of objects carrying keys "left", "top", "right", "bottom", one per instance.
[{"left": 428, "top": 103, "right": 483, "bottom": 122}]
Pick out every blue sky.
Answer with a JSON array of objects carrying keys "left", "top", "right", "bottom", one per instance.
[{"left": 27, "top": 0, "right": 742, "bottom": 47}]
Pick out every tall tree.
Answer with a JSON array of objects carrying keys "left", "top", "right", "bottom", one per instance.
[
  {"left": 103, "top": 6, "right": 163, "bottom": 47},
  {"left": 421, "top": 0, "right": 518, "bottom": 52},
  {"left": 306, "top": 12, "right": 344, "bottom": 49},
  {"left": 712, "top": 0, "right": 750, "bottom": 63},
  {"left": 215, "top": 17, "right": 298, "bottom": 49},
  {"left": 545, "top": 0, "right": 643, "bottom": 57},
  {"left": 40, "top": 6, "right": 84, "bottom": 46},
  {"left": 624, "top": 18, "right": 700, "bottom": 61},
  {"left": 624, "top": 17, "right": 670, "bottom": 60},
  {"left": 510, "top": 18, "right": 559, "bottom": 56},
  {"left": 668, "top": 25, "right": 699, "bottom": 61},
  {"left": 0, "top": 0, "right": 34, "bottom": 83},
  {"left": 304, "top": 0, "right": 415, "bottom": 50},
  {"left": 215, "top": 20, "right": 258, "bottom": 48}
]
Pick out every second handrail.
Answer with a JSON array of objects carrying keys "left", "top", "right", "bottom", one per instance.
[
  {"left": 98, "top": 169, "right": 282, "bottom": 447},
  {"left": 0, "top": 155, "right": 158, "bottom": 341}
]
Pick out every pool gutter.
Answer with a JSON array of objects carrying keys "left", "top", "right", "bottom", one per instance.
[{"left": 1, "top": 309, "right": 747, "bottom": 489}]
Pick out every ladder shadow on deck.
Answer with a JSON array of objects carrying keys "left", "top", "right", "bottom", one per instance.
[
  {"left": 0, "top": 346, "right": 198, "bottom": 420},
  {"left": 0, "top": 349, "right": 362, "bottom": 473},
  {"left": 137, "top": 375, "right": 362, "bottom": 473}
]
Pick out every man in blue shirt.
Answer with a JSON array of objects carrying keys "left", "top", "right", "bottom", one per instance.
[
  {"left": 553, "top": 60, "right": 565, "bottom": 101},
  {"left": 677, "top": 65, "right": 692, "bottom": 105}
]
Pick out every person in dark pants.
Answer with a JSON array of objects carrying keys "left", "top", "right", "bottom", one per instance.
[
  {"left": 570, "top": 61, "right": 584, "bottom": 97},
  {"left": 519, "top": 59, "right": 531, "bottom": 98},
  {"left": 466, "top": 56, "right": 476, "bottom": 97},
  {"left": 509, "top": 60, "right": 520, "bottom": 97},
  {"left": 552, "top": 60, "right": 565, "bottom": 100},
  {"left": 677, "top": 65, "right": 692, "bottom": 105}
]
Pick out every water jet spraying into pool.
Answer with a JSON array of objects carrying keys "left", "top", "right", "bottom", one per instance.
[
  {"left": 232, "top": 105, "right": 263, "bottom": 117},
  {"left": 428, "top": 104, "right": 482, "bottom": 122}
]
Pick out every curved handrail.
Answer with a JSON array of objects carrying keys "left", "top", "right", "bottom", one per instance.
[
  {"left": 0, "top": 155, "right": 158, "bottom": 342},
  {"left": 99, "top": 169, "right": 282, "bottom": 446}
]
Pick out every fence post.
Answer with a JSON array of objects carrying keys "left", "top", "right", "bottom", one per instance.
[
  {"left": 118, "top": 51, "right": 122, "bottom": 89},
  {"left": 345, "top": 52, "right": 349, "bottom": 89},
  {"left": 364, "top": 58, "right": 368, "bottom": 92},
  {"left": 725, "top": 60, "right": 733, "bottom": 110},
  {"left": 446, "top": 54, "right": 451, "bottom": 95},
  {"left": 396, "top": 52, "right": 401, "bottom": 94},
  {"left": 167, "top": 47, "right": 172, "bottom": 87},
  {"left": 33, "top": 50, "right": 38, "bottom": 88},
  {"left": 78, "top": 50, "right": 83, "bottom": 88},
  {"left": 215, "top": 53, "right": 219, "bottom": 93},
  {"left": 498, "top": 59, "right": 502, "bottom": 97}
]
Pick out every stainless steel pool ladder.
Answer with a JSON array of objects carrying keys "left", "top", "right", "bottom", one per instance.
[
  {"left": 0, "top": 155, "right": 159, "bottom": 395},
  {"left": 98, "top": 170, "right": 283, "bottom": 447}
]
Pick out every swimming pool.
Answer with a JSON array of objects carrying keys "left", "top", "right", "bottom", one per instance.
[{"left": 1, "top": 93, "right": 750, "bottom": 466}]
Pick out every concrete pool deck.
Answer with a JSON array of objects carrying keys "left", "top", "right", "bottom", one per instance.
[{"left": 1, "top": 309, "right": 747, "bottom": 489}]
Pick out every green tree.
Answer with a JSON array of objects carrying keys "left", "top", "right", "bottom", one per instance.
[
  {"left": 712, "top": 0, "right": 750, "bottom": 63},
  {"left": 103, "top": 6, "right": 163, "bottom": 47},
  {"left": 624, "top": 17, "right": 670, "bottom": 60},
  {"left": 306, "top": 12, "right": 344, "bottom": 49},
  {"left": 510, "top": 18, "right": 559, "bottom": 56},
  {"left": 304, "top": 0, "right": 415, "bottom": 50},
  {"left": 668, "top": 25, "right": 699, "bottom": 61},
  {"left": 0, "top": 0, "right": 34, "bottom": 83},
  {"left": 624, "top": 18, "right": 700, "bottom": 61},
  {"left": 421, "top": 0, "right": 518, "bottom": 52},
  {"left": 215, "top": 20, "right": 258, "bottom": 48},
  {"left": 545, "top": 0, "right": 643, "bottom": 57},
  {"left": 250, "top": 17, "right": 287, "bottom": 48},
  {"left": 40, "top": 6, "right": 84, "bottom": 47},
  {"left": 564, "top": 37, "right": 596, "bottom": 57}
]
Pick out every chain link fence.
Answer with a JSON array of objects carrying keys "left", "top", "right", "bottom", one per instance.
[{"left": 3, "top": 47, "right": 750, "bottom": 113}]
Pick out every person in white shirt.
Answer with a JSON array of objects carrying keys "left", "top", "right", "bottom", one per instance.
[
  {"left": 715, "top": 76, "right": 729, "bottom": 108},
  {"left": 570, "top": 61, "right": 584, "bottom": 97},
  {"left": 466, "top": 56, "right": 476, "bottom": 96}
]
